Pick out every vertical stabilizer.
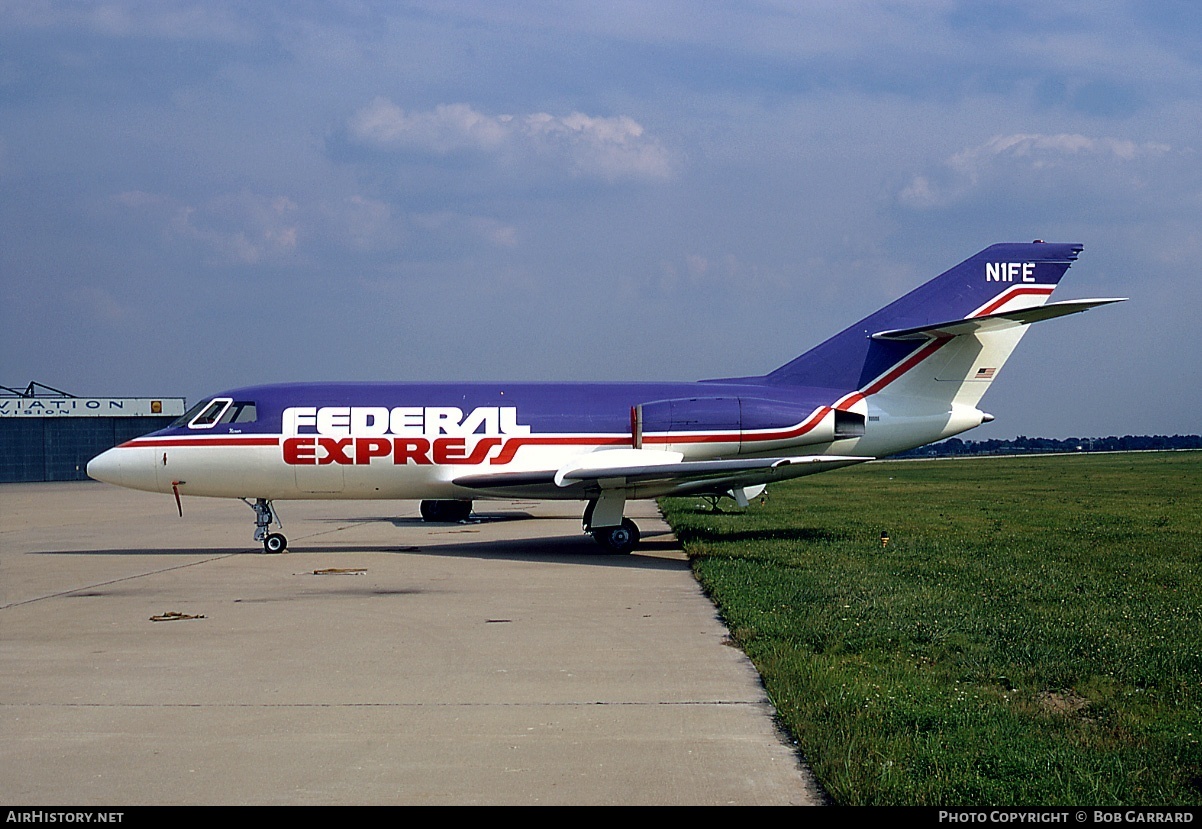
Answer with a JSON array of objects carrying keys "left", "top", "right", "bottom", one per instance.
[{"left": 763, "top": 243, "right": 1082, "bottom": 400}]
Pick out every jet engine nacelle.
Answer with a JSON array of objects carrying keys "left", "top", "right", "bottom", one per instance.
[{"left": 634, "top": 396, "right": 839, "bottom": 453}]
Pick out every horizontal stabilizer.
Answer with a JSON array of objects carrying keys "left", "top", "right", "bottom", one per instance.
[{"left": 872, "top": 298, "right": 1127, "bottom": 341}]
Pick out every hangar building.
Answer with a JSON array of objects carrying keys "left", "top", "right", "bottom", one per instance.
[{"left": 1, "top": 382, "right": 186, "bottom": 483}]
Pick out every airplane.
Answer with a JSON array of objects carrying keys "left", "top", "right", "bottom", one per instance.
[{"left": 87, "top": 242, "right": 1123, "bottom": 554}]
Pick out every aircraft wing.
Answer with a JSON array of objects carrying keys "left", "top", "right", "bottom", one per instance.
[
  {"left": 871, "top": 297, "right": 1127, "bottom": 341},
  {"left": 453, "top": 450, "right": 870, "bottom": 499}
]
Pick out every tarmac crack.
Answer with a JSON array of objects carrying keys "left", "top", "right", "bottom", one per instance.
[{"left": 0, "top": 554, "right": 240, "bottom": 610}]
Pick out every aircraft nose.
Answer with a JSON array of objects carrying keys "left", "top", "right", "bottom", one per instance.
[{"left": 87, "top": 445, "right": 160, "bottom": 492}]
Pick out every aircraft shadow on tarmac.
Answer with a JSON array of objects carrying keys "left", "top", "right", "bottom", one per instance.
[
  {"left": 373, "top": 531, "right": 687, "bottom": 568},
  {"left": 309, "top": 510, "right": 541, "bottom": 527},
  {"left": 33, "top": 525, "right": 687, "bottom": 570}
]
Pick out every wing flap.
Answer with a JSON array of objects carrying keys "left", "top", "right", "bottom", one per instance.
[
  {"left": 556, "top": 453, "right": 867, "bottom": 486},
  {"left": 452, "top": 470, "right": 557, "bottom": 490},
  {"left": 452, "top": 453, "right": 870, "bottom": 499}
]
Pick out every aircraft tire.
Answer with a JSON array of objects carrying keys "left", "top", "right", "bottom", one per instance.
[
  {"left": 420, "top": 499, "right": 473, "bottom": 522},
  {"left": 263, "top": 533, "right": 288, "bottom": 554},
  {"left": 592, "top": 519, "right": 640, "bottom": 554}
]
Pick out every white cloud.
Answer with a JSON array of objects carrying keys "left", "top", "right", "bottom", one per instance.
[
  {"left": 166, "top": 192, "right": 299, "bottom": 266},
  {"left": 949, "top": 133, "right": 1171, "bottom": 179},
  {"left": 349, "top": 100, "right": 510, "bottom": 153},
  {"left": 900, "top": 132, "right": 1176, "bottom": 209},
  {"left": 348, "top": 99, "right": 673, "bottom": 181}
]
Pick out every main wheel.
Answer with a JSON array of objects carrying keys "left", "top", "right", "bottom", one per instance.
[
  {"left": 420, "top": 499, "right": 473, "bottom": 522},
  {"left": 592, "top": 519, "right": 640, "bottom": 554},
  {"left": 445, "top": 500, "right": 473, "bottom": 522},
  {"left": 263, "top": 532, "right": 288, "bottom": 554}
]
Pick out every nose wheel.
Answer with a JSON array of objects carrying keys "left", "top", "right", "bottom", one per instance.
[{"left": 242, "top": 498, "right": 287, "bottom": 553}]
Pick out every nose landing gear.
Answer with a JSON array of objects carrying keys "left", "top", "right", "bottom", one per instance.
[
  {"left": 242, "top": 498, "right": 286, "bottom": 553},
  {"left": 263, "top": 531, "right": 287, "bottom": 554}
]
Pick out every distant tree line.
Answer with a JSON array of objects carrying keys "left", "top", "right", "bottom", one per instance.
[{"left": 896, "top": 434, "right": 1202, "bottom": 458}]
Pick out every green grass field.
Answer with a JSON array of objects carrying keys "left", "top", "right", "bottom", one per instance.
[{"left": 661, "top": 451, "right": 1202, "bottom": 805}]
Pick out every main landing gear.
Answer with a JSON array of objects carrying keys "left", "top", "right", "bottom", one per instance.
[
  {"left": 419, "top": 499, "right": 473, "bottom": 522},
  {"left": 591, "top": 519, "right": 641, "bottom": 554},
  {"left": 243, "top": 497, "right": 287, "bottom": 553},
  {"left": 582, "top": 497, "right": 641, "bottom": 554}
]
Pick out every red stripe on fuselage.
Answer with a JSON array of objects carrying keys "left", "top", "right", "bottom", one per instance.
[
  {"left": 488, "top": 435, "right": 629, "bottom": 465},
  {"left": 643, "top": 405, "right": 832, "bottom": 446},
  {"left": 863, "top": 335, "right": 952, "bottom": 396}
]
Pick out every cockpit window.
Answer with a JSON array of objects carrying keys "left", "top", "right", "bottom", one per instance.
[
  {"left": 170, "top": 397, "right": 257, "bottom": 429},
  {"left": 171, "top": 400, "right": 210, "bottom": 428},
  {"left": 188, "top": 398, "right": 232, "bottom": 429},
  {"left": 219, "top": 402, "right": 257, "bottom": 424}
]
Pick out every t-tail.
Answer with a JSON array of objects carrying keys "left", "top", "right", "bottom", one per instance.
[{"left": 757, "top": 242, "right": 1124, "bottom": 445}]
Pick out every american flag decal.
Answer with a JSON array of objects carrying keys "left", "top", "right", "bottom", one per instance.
[{"left": 975, "top": 367, "right": 997, "bottom": 379}]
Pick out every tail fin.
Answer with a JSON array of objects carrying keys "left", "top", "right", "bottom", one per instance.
[{"left": 764, "top": 242, "right": 1095, "bottom": 406}]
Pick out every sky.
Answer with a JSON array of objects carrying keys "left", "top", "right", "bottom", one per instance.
[{"left": 2, "top": 1, "right": 1199, "bottom": 439}]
